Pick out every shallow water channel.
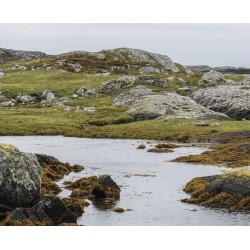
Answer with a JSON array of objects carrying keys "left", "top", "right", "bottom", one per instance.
[{"left": 1, "top": 136, "right": 250, "bottom": 226}]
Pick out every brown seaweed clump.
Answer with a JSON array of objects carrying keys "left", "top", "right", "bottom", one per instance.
[
  {"left": 36, "top": 154, "right": 84, "bottom": 195},
  {"left": 147, "top": 148, "right": 174, "bottom": 153},
  {"left": 66, "top": 174, "right": 121, "bottom": 201},
  {"left": 173, "top": 132, "right": 250, "bottom": 168},
  {"left": 182, "top": 167, "right": 250, "bottom": 211}
]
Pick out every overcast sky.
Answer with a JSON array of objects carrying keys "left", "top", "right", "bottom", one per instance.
[{"left": 0, "top": 23, "right": 249, "bottom": 67}]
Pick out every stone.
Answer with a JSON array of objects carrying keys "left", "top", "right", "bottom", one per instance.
[
  {"left": 112, "top": 207, "right": 125, "bottom": 213},
  {"left": 0, "top": 143, "right": 42, "bottom": 207},
  {"left": 72, "top": 94, "right": 79, "bottom": 98},
  {"left": 189, "top": 85, "right": 250, "bottom": 120},
  {"left": 205, "top": 167, "right": 250, "bottom": 195},
  {"left": 201, "top": 70, "right": 224, "bottom": 79},
  {"left": 0, "top": 72, "right": 4, "bottom": 77},
  {"left": 76, "top": 87, "right": 97, "bottom": 96},
  {"left": 41, "top": 90, "right": 55, "bottom": 102},
  {"left": 64, "top": 107, "right": 71, "bottom": 111},
  {"left": 137, "top": 144, "right": 146, "bottom": 149},
  {"left": 18, "top": 95, "right": 36, "bottom": 104},
  {"left": 0, "top": 100, "right": 15, "bottom": 107},
  {"left": 75, "top": 106, "right": 96, "bottom": 113}
]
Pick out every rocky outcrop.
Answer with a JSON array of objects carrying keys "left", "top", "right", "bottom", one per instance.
[
  {"left": 182, "top": 167, "right": 250, "bottom": 211},
  {"left": 0, "top": 48, "right": 47, "bottom": 64},
  {"left": 124, "top": 92, "right": 230, "bottom": 121},
  {"left": 0, "top": 143, "right": 42, "bottom": 207},
  {"left": 105, "top": 48, "right": 179, "bottom": 72},
  {"left": 189, "top": 86, "right": 250, "bottom": 120},
  {"left": 101, "top": 75, "right": 167, "bottom": 92}
]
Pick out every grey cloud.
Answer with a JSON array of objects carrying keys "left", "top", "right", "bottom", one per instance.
[{"left": 0, "top": 23, "right": 249, "bottom": 67}]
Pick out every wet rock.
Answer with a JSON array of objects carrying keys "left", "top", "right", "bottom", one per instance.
[
  {"left": 62, "top": 197, "right": 90, "bottom": 217},
  {"left": 112, "top": 207, "right": 125, "bottom": 213},
  {"left": 205, "top": 167, "right": 250, "bottom": 195},
  {"left": 66, "top": 175, "right": 121, "bottom": 200},
  {"left": 70, "top": 188, "right": 88, "bottom": 198},
  {"left": 36, "top": 153, "right": 84, "bottom": 195},
  {"left": 0, "top": 143, "right": 42, "bottom": 207},
  {"left": 147, "top": 148, "right": 173, "bottom": 153},
  {"left": 155, "top": 143, "right": 180, "bottom": 149},
  {"left": 182, "top": 167, "right": 250, "bottom": 211},
  {"left": 137, "top": 144, "right": 146, "bottom": 149},
  {"left": 1, "top": 196, "right": 77, "bottom": 226}
]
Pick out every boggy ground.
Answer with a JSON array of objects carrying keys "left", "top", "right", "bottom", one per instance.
[{"left": 0, "top": 154, "right": 121, "bottom": 226}]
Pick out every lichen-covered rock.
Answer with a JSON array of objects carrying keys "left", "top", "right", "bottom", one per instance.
[
  {"left": 189, "top": 85, "right": 250, "bottom": 120},
  {"left": 126, "top": 93, "right": 230, "bottom": 121},
  {"left": 139, "top": 66, "right": 160, "bottom": 74},
  {"left": 202, "top": 70, "right": 224, "bottom": 79},
  {"left": 0, "top": 143, "right": 42, "bottom": 207}
]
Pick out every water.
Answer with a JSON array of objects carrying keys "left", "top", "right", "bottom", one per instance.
[{"left": 0, "top": 135, "right": 250, "bottom": 226}]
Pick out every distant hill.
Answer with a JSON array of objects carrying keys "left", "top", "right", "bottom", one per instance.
[
  {"left": 187, "top": 65, "right": 250, "bottom": 74},
  {"left": 0, "top": 47, "right": 179, "bottom": 74},
  {"left": 0, "top": 48, "right": 47, "bottom": 64}
]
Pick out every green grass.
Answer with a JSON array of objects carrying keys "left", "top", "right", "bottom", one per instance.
[
  {"left": 0, "top": 104, "right": 249, "bottom": 141},
  {"left": 224, "top": 74, "right": 245, "bottom": 82},
  {"left": 0, "top": 70, "right": 117, "bottom": 98}
]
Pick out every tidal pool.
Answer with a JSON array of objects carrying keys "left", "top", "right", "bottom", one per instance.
[{"left": 0, "top": 136, "right": 249, "bottom": 226}]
